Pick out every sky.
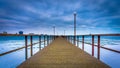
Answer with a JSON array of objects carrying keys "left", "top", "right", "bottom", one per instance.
[{"left": 0, "top": 0, "right": 120, "bottom": 35}]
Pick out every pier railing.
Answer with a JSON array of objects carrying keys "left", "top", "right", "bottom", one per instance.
[
  {"left": 0, "top": 34, "right": 55, "bottom": 60},
  {"left": 0, "top": 33, "right": 120, "bottom": 60},
  {"left": 65, "top": 34, "right": 120, "bottom": 60}
]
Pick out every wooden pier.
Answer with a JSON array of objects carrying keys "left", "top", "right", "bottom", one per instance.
[{"left": 18, "top": 37, "right": 110, "bottom": 68}]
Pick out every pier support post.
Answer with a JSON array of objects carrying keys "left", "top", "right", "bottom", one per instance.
[
  {"left": 98, "top": 35, "right": 100, "bottom": 60},
  {"left": 25, "top": 36, "right": 28, "bottom": 60},
  {"left": 30, "top": 36, "right": 33, "bottom": 56},
  {"left": 92, "top": 35, "right": 94, "bottom": 56},
  {"left": 82, "top": 36, "right": 84, "bottom": 50}
]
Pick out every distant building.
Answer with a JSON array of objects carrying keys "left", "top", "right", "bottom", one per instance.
[
  {"left": 3, "top": 31, "right": 7, "bottom": 34},
  {"left": 29, "top": 33, "right": 34, "bottom": 35},
  {"left": 19, "top": 31, "right": 23, "bottom": 34}
]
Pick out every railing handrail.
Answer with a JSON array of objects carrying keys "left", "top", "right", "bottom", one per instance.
[
  {"left": 76, "top": 40, "right": 120, "bottom": 54},
  {"left": 0, "top": 33, "right": 120, "bottom": 36},
  {"left": 0, "top": 40, "right": 47, "bottom": 56},
  {"left": 0, "top": 33, "right": 56, "bottom": 36},
  {"left": 77, "top": 34, "right": 120, "bottom": 36},
  {"left": 66, "top": 35, "right": 120, "bottom": 60}
]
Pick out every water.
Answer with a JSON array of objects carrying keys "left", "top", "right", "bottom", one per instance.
[
  {"left": 0, "top": 36, "right": 120, "bottom": 68},
  {"left": 77, "top": 36, "right": 120, "bottom": 68},
  {"left": 0, "top": 36, "right": 47, "bottom": 68}
]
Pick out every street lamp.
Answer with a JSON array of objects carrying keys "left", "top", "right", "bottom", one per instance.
[{"left": 74, "top": 12, "right": 77, "bottom": 45}]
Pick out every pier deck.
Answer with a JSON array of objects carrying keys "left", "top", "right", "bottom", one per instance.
[{"left": 18, "top": 37, "right": 110, "bottom": 68}]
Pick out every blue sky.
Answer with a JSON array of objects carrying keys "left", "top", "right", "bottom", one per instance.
[{"left": 0, "top": 0, "right": 120, "bottom": 35}]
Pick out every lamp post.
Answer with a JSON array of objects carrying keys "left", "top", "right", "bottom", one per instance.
[{"left": 74, "top": 12, "right": 76, "bottom": 45}]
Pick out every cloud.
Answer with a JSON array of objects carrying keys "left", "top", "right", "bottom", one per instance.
[
  {"left": 0, "top": 0, "right": 120, "bottom": 34},
  {"left": 0, "top": 19, "right": 23, "bottom": 24}
]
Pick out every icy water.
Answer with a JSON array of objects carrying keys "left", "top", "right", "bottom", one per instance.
[{"left": 0, "top": 36, "right": 120, "bottom": 68}]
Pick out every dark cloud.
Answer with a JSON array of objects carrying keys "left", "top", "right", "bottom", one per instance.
[{"left": 0, "top": 0, "right": 119, "bottom": 34}]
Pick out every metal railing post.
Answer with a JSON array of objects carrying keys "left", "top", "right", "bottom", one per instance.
[
  {"left": 66, "top": 36, "right": 68, "bottom": 41},
  {"left": 72, "top": 36, "right": 74, "bottom": 44},
  {"left": 68, "top": 36, "right": 69, "bottom": 42},
  {"left": 82, "top": 36, "right": 84, "bottom": 50},
  {"left": 50, "top": 36, "right": 51, "bottom": 43},
  {"left": 39, "top": 36, "right": 41, "bottom": 51},
  {"left": 25, "top": 36, "right": 28, "bottom": 60},
  {"left": 44, "top": 35, "right": 45, "bottom": 47},
  {"left": 30, "top": 36, "right": 33, "bottom": 56},
  {"left": 47, "top": 35, "right": 49, "bottom": 46},
  {"left": 92, "top": 35, "right": 94, "bottom": 56},
  {"left": 74, "top": 36, "right": 76, "bottom": 45},
  {"left": 98, "top": 35, "right": 100, "bottom": 60},
  {"left": 77, "top": 36, "right": 79, "bottom": 47},
  {"left": 71, "top": 36, "right": 72, "bottom": 43}
]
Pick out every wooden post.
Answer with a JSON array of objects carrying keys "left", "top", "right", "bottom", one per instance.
[
  {"left": 82, "top": 36, "right": 84, "bottom": 50},
  {"left": 98, "top": 35, "right": 100, "bottom": 60},
  {"left": 92, "top": 35, "right": 94, "bottom": 56},
  {"left": 30, "top": 36, "right": 33, "bottom": 56},
  {"left": 25, "top": 36, "right": 28, "bottom": 60},
  {"left": 39, "top": 36, "right": 41, "bottom": 51}
]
